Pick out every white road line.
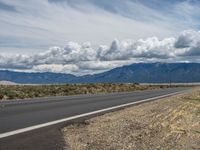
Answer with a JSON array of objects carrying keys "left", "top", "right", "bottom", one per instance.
[{"left": 0, "top": 91, "right": 184, "bottom": 139}]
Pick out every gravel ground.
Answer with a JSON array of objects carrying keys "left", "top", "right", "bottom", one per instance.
[{"left": 62, "top": 88, "right": 200, "bottom": 150}]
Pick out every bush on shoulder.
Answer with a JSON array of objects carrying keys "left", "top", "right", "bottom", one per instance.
[{"left": 0, "top": 94, "right": 4, "bottom": 99}]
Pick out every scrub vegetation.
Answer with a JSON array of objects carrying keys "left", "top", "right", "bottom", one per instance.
[{"left": 0, "top": 83, "right": 180, "bottom": 100}]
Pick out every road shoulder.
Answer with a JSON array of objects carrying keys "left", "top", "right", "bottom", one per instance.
[{"left": 62, "top": 88, "right": 200, "bottom": 150}]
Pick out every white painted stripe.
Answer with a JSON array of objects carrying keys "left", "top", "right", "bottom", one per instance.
[{"left": 0, "top": 91, "right": 184, "bottom": 139}]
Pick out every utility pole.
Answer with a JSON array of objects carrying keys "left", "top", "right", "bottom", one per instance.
[{"left": 169, "top": 70, "right": 172, "bottom": 87}]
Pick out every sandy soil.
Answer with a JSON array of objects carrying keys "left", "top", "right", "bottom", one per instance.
[
  {"left": 0, "top": 80, "right": 17, "bottom": 85},
  {"left": 62, "top": 88, "right": 200, "bottom": 150}
]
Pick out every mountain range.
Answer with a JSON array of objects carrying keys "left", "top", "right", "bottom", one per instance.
[{"left": 0, "top": 63, "right": 200, "bottom": 84}]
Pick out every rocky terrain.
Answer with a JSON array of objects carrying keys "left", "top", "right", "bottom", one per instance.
[{"left": 63, "top": 88, "right": 200, "bottom": 150}]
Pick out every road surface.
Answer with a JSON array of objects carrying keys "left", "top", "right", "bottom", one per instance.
[{"left": 0, "top": 87, "right": 188, "bottom": 135}]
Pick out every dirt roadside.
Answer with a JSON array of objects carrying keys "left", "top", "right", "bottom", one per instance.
[{"left": 62, "top": 88, "right": 200, "bottom": 150}]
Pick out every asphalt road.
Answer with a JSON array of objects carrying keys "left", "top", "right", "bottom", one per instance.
[{"left": 0, "top": 87, "right": 188, "bottom": 135}]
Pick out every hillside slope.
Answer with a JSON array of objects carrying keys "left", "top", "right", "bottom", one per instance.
[
  {"left": 78, "top": 63, "right": 200, "bottom": 83},
  {"left": 1, "top": 63, "right": 200, "bottom": 84}
]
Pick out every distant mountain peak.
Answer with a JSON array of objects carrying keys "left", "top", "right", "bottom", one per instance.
[{"left": 0, "top": 62, "right": 200, "bottom": 84}]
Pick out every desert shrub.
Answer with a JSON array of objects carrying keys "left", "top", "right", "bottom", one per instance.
[
  {"left": 160, "top": 85, "right": 164, "bottom": 88},
  {"left": 7, "top": 92, "right": 16, "bottom": 99},
  {"left": 0, "top": 94, "right": 4, "bottom": 99}
]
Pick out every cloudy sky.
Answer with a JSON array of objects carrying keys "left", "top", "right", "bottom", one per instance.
[{"left": 0, "top": 0, "right": 200, "bottom": 75}]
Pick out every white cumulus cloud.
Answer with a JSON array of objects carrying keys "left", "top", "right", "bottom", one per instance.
[{"left": 1, "top": 30, "right": 200, "bottom": 75}]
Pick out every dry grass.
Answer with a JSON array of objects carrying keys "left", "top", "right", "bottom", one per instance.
[
  {"left": 0, "top": 83, "right": 179, "bottom": 100},
  {"left": 62, "top": 88, "right": 200, "bottom": 150}
]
